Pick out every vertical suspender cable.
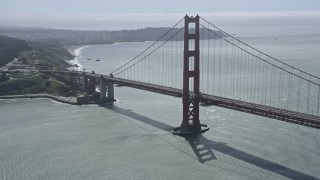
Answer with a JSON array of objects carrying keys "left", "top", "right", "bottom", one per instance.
[
  {"left": 264, "top": 58, "right": 268, "bottom": 104},
  {"left": 201, "top": 25, "right": 204, "bottom": 92},
  {"left": 219, "top": 37, "right": 222, "bottom": 96},
  {"left": 225, "top": 38, "right": 229, "bottom": 97},
  {"left": 246, "top": 48, "right": 249, "bottom": 101},
  {"left": 213, "top": 30, "right": 216, "bottom": 95},
  {"left": 207, "top": 24, "right": 210, "bottom": 93},
  {"left": 279, "top": 66, "right": 282, "bottom": 108},
  {"left": 271, "top": 63, "right": 274, "bottom": 106},
  {"left": 240, "top": 48, "right": 243, "bottom": 100},
  {"left": 273, "top": 64, "right": 276, "bottom": 106},
  {"left": 238, "top": 44, "right": 241, "bottom": 99},
  {"left": 231, "top": 38, "right": 235, "bottom": 98},
  {"left": 170, "top": 34, "right": 172, "bottom": 87},
  {"left": 257, "top": 56, "right": 260, "bottom": 104},
  {"left": 246, "top": 46, "right": 250, "bottom": 101},
  {"left": 250, "top": 49, "right": 254, "bottom": 103},
  {"left": 287, "top": 71, "right": 291, "bottom": 110},
  {"left": 317, "top": 85, "right": 320, "bottom": 116},
  {"left": 297, "top": 75, "right": 301, "bottom": 112},
  {"left": 166, "top": 35, "right": 169, "bottom": 86},
  {"left": 281, "top": 65, "right": 285, "bottom": 109},
  {"left": 307, "top": 75, "right": 311, "bottom": 114},
  {"left": 278, "top": 66, "right": 281, "bottom": 108}
]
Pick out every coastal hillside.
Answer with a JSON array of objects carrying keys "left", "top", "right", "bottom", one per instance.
[
  {"left": 0, "top": 26, "right": 226, "bottom": 46},
  {"left": 0, "top": 71, "right": 79, "bottom": 96},
  {"left": 28, "top": 40, "right": 73, "bottom": 70},
  {"left": 0, "top": 35, "right": 73, "bottom": 70},
  {"left": 0, "top": 35, "right": 31, "bottom": 66},
  {"left": 0, "top": 36, "right": 76, "bottom": 96}
]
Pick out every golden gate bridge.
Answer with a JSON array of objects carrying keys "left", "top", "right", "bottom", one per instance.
[{"left": 43, "top": 15, "right": 320, "bottom": 134}]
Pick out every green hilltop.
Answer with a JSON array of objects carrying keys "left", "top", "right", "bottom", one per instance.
[
  {"left": 0, "top": 35, "right": 31, "bottom": 67},
  {"left": 0, "top": 36, "right": 77, "bottom": 96}
]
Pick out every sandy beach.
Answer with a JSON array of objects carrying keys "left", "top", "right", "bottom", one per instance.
[
  {"left": 65, "top": 45, "right": 89, "bottom": 56},
  {"left": 65, "top": 45, "right": 92, "bottom": 70}
]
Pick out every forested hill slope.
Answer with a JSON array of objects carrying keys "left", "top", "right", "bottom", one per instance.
[
  {"left": 0, "top": 35, "right": 31, "bottom": 66},
  {"left": 0, "top": 35, "right": 72, "bottom": 70}
]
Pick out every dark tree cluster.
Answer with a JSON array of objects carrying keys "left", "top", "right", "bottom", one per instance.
[{"left": 0, "top": 35, "right": 31, "bottom": 66}]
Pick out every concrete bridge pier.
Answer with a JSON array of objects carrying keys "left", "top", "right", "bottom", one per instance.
[
  {"left": 100, "top": 75, "right": 107, "bottom": 102},
  {"left": 99, "top": 75, "right": 114, "bottom": 103},
  {"left": 82, "top": 72, "right": 88, "bottom": 92},
  {"left": 107, "top": 81, "right": 115, "bottom": 102}
]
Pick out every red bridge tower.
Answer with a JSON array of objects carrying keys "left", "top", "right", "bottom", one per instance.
[{"left": 172, "top": 15, "right": 209, "bottom": 135}]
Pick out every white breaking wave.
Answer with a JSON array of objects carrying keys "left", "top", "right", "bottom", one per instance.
[{"left": 67, "top": 46, "right": 91, "bottom": 71}]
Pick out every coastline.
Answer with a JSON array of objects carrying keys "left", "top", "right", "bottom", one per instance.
[
  {"left": 65, "top": 45, "right": 92, "bottom": 71},
  {"left": 0, "top": 93, "right": 112, "bottom": 105},
  {"left": 65, "top": 45, "right": 90, "bottom": 56},
  {"left": 1, "top": 45, "right": 100, "bottom": 105},
  {"left": 0, "top": 94, "right": 79, "bottom": 105}
]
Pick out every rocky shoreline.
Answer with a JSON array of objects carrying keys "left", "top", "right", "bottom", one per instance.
[
  {"left": 0, "top": 93, "right": 113, "bottom": 105},
  {"left": 0, "top": 94, "right": 79, "bottom": 105}
]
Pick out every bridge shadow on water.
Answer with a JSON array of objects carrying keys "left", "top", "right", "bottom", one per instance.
[{"left": 101, "top": 104, "right": 317, "bottom": 180}]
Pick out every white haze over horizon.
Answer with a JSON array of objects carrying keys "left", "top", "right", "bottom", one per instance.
[{"left": 1, "top": 11, "right": 320, "bottom": 30}]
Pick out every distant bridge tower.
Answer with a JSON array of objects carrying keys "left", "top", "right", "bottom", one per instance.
[{"left": 173, "top": 15, "right": 209, "bottom": 135}]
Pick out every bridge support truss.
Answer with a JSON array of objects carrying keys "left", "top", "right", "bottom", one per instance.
[{"left": 173, "top": 15, "right": 209, "bottom": 135}]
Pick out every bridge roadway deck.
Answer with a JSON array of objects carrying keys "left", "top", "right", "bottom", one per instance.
[{"left": 44, "top": 71, "right": 320, "bottom": 129}]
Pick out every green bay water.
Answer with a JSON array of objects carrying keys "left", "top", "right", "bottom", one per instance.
[{"left": 1, "top": 32, "right": 320, "bottom": 179}]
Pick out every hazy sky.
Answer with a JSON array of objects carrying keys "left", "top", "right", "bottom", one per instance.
[{"left": 0, "top": 0, "right": 320, "bottom": 30}]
